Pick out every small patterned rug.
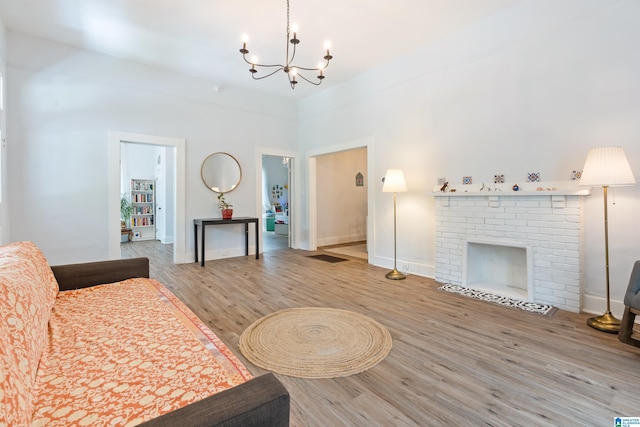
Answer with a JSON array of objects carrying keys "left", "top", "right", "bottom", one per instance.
[{"left": 438, "top": 283, "right": 556, "bottom": 316}]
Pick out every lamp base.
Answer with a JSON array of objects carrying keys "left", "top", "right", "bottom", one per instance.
[
  {"left": 385, "top": 268, "right": 406, "bottom": 280},
  {"left": 587, "top": 311, "right": 620, "bottom": 333}
]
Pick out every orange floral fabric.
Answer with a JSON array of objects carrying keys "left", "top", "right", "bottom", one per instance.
[
  {"left": 31, "top": 278, "right": 252, "bottom": 427},
  {"left": 0, "top": 241, "right": 59, "bottom": 427}
]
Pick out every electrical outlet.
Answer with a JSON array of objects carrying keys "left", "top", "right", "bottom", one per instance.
[
  {"left": 401, "top": 263, "right": 410, "bottom": 276},
  {"left": 437, "top": 178, "right": 446, "bottom": 185}
]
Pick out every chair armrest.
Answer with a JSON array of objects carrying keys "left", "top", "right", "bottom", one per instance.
[
  {"left": 51, "top": 258, "right": 150, "bottom": 291},
  {"left": 624, "top": 260, "right": 640, "bottom": 308},
  {"left": 139, "top": 373, "right": 290, "bottom": 427}
]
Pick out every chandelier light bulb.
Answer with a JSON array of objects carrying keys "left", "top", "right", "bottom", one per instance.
[
  {"left": 249, "top": 55, "right": 258, "bottom": 73},
  {"left": 240, "top": 34, "right": 249, "bottom": 53},
  {"left": 323, "top": 41, "right": 332, "bottom": 60},
  {"left": 289, "top": 68, "right": 298, "bottom": 76},
  {"left": 291, "top": 23, "right": 299, "bottom": 34}
]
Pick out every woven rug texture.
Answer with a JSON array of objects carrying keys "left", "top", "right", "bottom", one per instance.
[{"left": 239, "top": 307, "right": 392, "bottom": 379}]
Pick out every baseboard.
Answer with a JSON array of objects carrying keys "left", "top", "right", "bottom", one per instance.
[
  {"left": 582, "top": 294, "right": 625, "bottom": 318},
  {"left": 368, "top": 254, "right": 435, "bottom": 279}
]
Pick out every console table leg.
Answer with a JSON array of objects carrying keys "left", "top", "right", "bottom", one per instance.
[
  {"left": 245, "top": 223, "right": 249, "bottom": 256},
  {"left": 194, "top": 224, "right": 198, "bottom": 263},
  {"left": 201, "top": 226, "right": 206, "bottom": 267},
  {"left": 255, "top": 221, "right": 259, "bottom": 259}
]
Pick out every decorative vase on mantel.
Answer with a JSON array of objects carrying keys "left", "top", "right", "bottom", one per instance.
[{"left": 221, "top": 208, "right": 233, "bottom": 220}]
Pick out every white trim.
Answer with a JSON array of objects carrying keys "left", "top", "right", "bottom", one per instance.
[
  {"left": 583, "top": 294, "right": 625, "bottom": 319},
  {"left": 108, "top": 131, "right": 186, "bottom": 263}
]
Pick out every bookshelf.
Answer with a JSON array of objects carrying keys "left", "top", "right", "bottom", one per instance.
[{"left": 131, "top": 179, "right": 156, "bottom": 241}]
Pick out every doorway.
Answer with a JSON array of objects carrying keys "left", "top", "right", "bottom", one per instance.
[
  {"left": 306, "top": 137, "right": 374, "bottom": 258},
  {"left": 257, "top": 149, "right": 296, "bottom": 252},
  {"left": 108, "top": 131, "right": 186, "bottom": 263},
  {"left": 120, "top": 143, "right": 175, "bottom": 244},
  {"left": 262, "top": 155, "right": 290, "bottom": 251},
  {"left": 315, "top": 148, "right": 368, "bottom": 259}
]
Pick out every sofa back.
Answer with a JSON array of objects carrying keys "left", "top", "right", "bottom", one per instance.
[{"left": 0, "top": 241, "right": 59, "bottom": 426}]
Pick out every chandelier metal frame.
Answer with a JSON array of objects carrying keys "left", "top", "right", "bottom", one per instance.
[{"left": 239, "top": 0, "right": 332, "bottom": 89}]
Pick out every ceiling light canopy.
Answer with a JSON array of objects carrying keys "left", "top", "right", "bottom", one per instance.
[{"left": 239, "top": 0, "right": 333, "bottom": 90}]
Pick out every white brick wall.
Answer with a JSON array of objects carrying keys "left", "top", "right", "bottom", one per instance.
[{"left": 435, "top": 194, "right": 585, "bottom": 312}]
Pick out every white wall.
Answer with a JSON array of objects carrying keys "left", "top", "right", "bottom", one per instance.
[
  {"left": 316, "top": 148, "right": 367, "bottom": 246},
  {"left": 298, "top": 0, "right": 640, "bottom": 315},
  {"left": 6, "top": 32, "right": 297, "bottom": 264}
]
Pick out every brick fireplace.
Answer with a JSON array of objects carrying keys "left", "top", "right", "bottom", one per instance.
[{"left": 434, "top": 188, "right": 588, "bottom": 312}]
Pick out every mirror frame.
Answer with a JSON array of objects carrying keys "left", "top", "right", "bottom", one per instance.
[{"left": 201, "top": 152, "right": 242, "bottom": 193}]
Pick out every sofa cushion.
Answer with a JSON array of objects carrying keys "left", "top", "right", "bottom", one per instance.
[
  {"left": 31, "top": 278, "right": 253, "bottom": 426},
  {"left": 0, "top": 241, "right": 59, "bottom": 426}
]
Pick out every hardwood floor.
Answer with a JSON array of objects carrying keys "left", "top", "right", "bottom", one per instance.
[{"left": 121, "top": 240, "right": 640, "bottom": 426}]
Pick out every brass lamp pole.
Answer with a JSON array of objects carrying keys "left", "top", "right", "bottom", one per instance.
[
  {"left": 588, "top": 184, "right": 618, "bottom": 331},
  {"left": 382, "top": 169, "right": 407, "bottom": 280},
  {"left": 580, "top": 147, "right": 636, "bottom": 333}
]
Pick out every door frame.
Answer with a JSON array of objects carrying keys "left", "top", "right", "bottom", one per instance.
[{"left": 108, "top": 131, "right": 186, "bottom": 263}]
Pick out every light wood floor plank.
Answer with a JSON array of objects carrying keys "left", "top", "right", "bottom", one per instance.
[{"left": 121, "top": 241, "right": 640, "bottom": 426}]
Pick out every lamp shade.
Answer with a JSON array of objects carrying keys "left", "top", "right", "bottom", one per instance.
[
  {"left": 382, "top": 169, "right": 407, "bottom": 193},
  {"left": 580, "top": 146, "right": 636, "bottom": 187}
]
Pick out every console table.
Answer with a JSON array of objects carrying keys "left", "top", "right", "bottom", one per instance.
[{"left": 194, "top": 217, "right": 259, "bottom": 267}]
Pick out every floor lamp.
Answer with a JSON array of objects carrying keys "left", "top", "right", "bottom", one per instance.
[
  {"left": 382, "top": 169, "right": 407, "bottom": 280},
  {"left": 580, "top": 146, "right": 636, "bottom": 333}
]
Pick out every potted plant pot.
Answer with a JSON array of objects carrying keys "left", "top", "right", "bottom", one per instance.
[
  {"left": 218, "top": 193, "right": 233, "bottom": 220},
  {"left": 222, "top": 208, "right": 233, "bottom": 220}
]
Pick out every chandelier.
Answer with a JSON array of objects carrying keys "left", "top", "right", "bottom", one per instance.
[{"left": 239, "top": 0, "right": 333, "bottom": 89}]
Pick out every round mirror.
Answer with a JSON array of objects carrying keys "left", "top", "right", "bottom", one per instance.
[{"left": 201, "top": 152, "right": 242, "bottom": 193}]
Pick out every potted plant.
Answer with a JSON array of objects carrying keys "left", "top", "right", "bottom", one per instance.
[
  {"left": 120, "top": 194, "right": 133, "bottom": 229},
  {"left": 217, "top": 193, "right": 233, "bottom": 220}
]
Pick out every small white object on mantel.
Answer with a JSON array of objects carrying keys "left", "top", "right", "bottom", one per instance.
[{"left": 431, "top": 180, "right": 590, "bottom": 197}]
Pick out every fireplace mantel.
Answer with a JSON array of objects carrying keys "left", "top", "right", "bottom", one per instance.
[
  {"left": 432, "top": 189, "right": 590, "bottom": 197},
  {"left": 432, "top": 180, "right": 590, "bottom": 197}
]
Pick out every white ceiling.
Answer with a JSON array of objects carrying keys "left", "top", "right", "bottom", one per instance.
[{"left": 0, "top": 0, "right": 518, "bottom": 99}]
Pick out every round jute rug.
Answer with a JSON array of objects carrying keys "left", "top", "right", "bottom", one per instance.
[{"left": 239, "top": 307, "right": 393, "bottom": 379}]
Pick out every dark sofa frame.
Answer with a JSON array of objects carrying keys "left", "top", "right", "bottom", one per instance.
[{"left": 51, "top": 257, "right": 290, "bottom": 427}]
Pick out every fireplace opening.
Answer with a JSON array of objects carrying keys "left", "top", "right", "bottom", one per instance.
[{"left": 463, "top": 240, "right": 531, "bottom": 301}]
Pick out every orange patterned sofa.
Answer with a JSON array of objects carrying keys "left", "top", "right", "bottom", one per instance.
[{"left": 0, "top": 241, "right": 289, "bottom": 427}]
